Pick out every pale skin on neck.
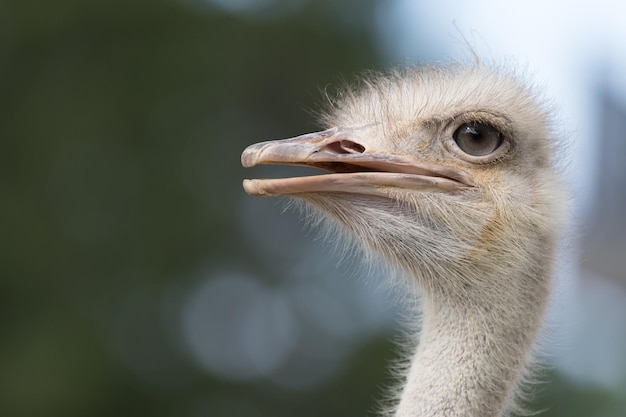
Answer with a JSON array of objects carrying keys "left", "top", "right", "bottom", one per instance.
[
  {"left": 241, "top": 63, "right": 566, "bottom": 417},
  {"left": 395, "top": 276, "right": 550, "bottom": 417},
  {"left": 391, "top": 200, "right": 556, "bottom": 417}
]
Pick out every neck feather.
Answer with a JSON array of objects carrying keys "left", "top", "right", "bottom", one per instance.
[
  {"left": 298, "top": 192, "right": 560, "bottom": 417},
  {"left": 393, "top": 268, "right": 550, "bottom": 417}
]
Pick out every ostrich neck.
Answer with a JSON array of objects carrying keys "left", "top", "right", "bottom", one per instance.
[{"left": 394, "top": 272, "right": 550, "bottom": 417}]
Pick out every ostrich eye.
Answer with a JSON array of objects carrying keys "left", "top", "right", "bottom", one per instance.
[{"left": 453, "top": 122, "right": 503, "bottom": 156}]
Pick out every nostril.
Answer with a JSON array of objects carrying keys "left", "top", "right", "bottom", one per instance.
[
  {"left": 341, "top": 140, "right": 366, "bottom": 153},
  {"left": 324, "top": 140, "right": 366, "bottom": 154}
]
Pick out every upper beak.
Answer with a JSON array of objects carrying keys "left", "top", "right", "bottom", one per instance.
[{"left": 241, "top": 125, "right": 474, "bottom": 197}]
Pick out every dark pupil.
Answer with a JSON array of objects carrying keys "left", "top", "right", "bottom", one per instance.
[{"left": 453, "top": 122, "right": 503, "bottom": 156}]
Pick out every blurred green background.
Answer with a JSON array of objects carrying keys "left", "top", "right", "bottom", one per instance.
[{"left": 1, "top": 1, "right": 625, "bottom": 416}]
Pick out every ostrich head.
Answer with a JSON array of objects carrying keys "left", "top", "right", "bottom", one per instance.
[{"left": 241, "top": 64, "right": 566, "bottom": 417}]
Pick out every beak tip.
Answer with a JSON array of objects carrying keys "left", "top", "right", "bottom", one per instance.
[
  {"left": 242, "top": 179, "right": 267, "bottom": 196},
  {"left": 242, "top": 142, "right": 270, "bottom": 168},
  {"left": 241, "top": 148, "right": 257, "bottom": 168}
]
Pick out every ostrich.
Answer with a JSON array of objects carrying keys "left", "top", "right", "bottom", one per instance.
[{"left": 240, "top": 63, "right": 566, "bottom": 417}]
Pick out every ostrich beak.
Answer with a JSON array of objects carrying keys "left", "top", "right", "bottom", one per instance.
[{"left": 241, "top": 126, "right": 474, "bottom": 197}]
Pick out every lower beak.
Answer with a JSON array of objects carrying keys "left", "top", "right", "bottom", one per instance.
[{"left": 241, "top": 126, "right": 474, "bottom": 197}]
